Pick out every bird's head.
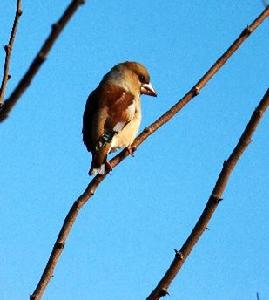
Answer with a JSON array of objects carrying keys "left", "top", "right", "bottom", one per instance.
[{"left": 110, "top": 61, "right": 157, "bottom": 97}]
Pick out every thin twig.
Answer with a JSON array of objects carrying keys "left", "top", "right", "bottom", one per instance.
[
  {"left": 30, "top": 6, "right": 269, "bottom": 300},
  {"left": 0, "top": 0, "right": 22, "bottom": 106},
  {"left": 0, "top": 0, "right": 85, "bottom": 122},
  {"left": 146, "top": 88, "right": 269, "bottom": 299},
  {"left": 257, "top": 292, "right": 260, "bottom": 300}
]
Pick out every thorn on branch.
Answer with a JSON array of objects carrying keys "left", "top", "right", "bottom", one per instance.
[
  {"left": 192, "top": 86, "right": 200, "bottom": 96},
  {"left": 144, "top": 126, "right": 152, "bottom": 134},
  {"left": 17, "top": 9, "right": 23, "bottom": 17},
  {"left": 159, "top": 288, "right": 170, "bottom": 297},
  {"left": 246, "top": 25, "right": 253, "bottom": 33},
  {"left": 56, "top": 242, "right": 64, "bottom": 249},
  {"left": 4, "top": 45, "right": 10, "bottom": 53},
  {"left": 174, "top": 249, "right": 184, "bottom": 259},
  {"left": 51, "top": 23, "right": 59, "bottom": 31},
  {"left": 240, "top": 26, "right": 253, "bottom": 38},
  {"left": 210, "top": 194, "right": 223, "bottom": 203},
  {"left": 37, "top": 51, "right": 46, "bottom": 61},
  {"left": 8, "top": 75, "right": 11, "bottom": 80}
]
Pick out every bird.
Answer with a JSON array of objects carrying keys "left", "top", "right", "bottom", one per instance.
[{"left": 82, "top": 61, "right": 157, "bottom": 175}]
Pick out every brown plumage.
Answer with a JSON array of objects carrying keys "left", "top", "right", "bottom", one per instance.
[{"left": 82, "top": 61, "right": 157, "bottom": 175}]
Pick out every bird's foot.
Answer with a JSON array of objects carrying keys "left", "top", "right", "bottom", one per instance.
[
  {"left": 105, "top": 161, "right": 112, "bottom": 173},
  {"left": 126, "top": 146, "right": 137, "bottom": 157}
]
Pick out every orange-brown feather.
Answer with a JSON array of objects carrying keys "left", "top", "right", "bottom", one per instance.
[{"left": 83, "top": 82, "right": 134, "bottom": 171}]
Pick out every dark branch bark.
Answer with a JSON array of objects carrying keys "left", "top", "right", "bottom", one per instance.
[
  {"left": 146, "top": 89, "right": 269, "bottom": 299},
  {"left": 0, "top": 0, "right": 22, "bottom": 106},
  {"left": 0, "top": 0, "right": 85, "bottom": 123},
  {"left": 30, "top": 6, "right": 269, "bottom": 300}
]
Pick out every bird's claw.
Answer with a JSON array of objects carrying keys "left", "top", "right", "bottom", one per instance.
[
  {"left": 105, "top": 161, "right": 112, "bottom": 173},
  {"left": 126, "top": 146, "right": 137, "bottom": 157}
]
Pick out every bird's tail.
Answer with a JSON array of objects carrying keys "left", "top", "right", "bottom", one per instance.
[{"left": 89, "top": 142, "right": 112, "bottom": 176}]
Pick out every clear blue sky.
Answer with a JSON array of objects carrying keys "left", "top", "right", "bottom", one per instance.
[{"left": 1, "top": 1, "right": 269, "bottom": 299}]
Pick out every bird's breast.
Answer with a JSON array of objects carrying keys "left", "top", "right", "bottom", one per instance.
[
  {"left": 125, "top": 101, "right": 136, "bottom": 119},
  {"left": 111, "top": 100, "right": 141, "bottom": 149}
]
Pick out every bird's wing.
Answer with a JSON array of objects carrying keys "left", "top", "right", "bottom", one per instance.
[
  {"left": 82, "top": 89, "right": 99, "bottom": 153},
  {"left": 83, "top": 83, "right": 134, "bottom": 171},
  {"left": 102, "top": 84, "right": 135, "bottom": 134}
]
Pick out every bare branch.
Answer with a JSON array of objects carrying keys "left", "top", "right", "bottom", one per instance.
[
  {"left": 146, "top": 89, "right": 269, "bottom": 299},
  {"left": 0, "top": 0, "right": 22, "bottom": 106},
  {"left": 0, "top": 0, "right": 85, "bottom": 123},
  {"left": 30, "top": 6, "right": 269, "bottom": 300}
]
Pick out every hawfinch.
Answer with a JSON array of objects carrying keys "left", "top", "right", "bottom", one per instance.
[{"left": 82, "top": 61, "right": 157, "bottom": 175}]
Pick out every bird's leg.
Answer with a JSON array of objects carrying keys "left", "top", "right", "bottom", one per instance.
[{"left": 126, "top": 145, "right": 137, "bottom": 157}]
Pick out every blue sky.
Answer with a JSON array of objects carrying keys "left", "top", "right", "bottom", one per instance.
[{"left": 1, "top": 1, "right": 269, "bottom": 299}]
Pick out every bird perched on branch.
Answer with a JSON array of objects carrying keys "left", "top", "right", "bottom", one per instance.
[{"left": 82, "top": 61, "right": 157, "bottom": 175}]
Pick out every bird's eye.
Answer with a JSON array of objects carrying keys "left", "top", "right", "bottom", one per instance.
[{"left": 138, "top": 74, "right": 145, "bottom": 83}]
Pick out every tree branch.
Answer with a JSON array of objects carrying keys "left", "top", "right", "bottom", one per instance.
[
  {"left": 0, "top": 0, "right": 22, "bottom": 106},
  {"left": 0, "top": 0, "right": 85, "bottom": 123},
  {"left": 146, "top": 89, "right": 269, "bottom": 299},
  {"left": 30, "top": 6, "right": 269, "bottom": 300}
]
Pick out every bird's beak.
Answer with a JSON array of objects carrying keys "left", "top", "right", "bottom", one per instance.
[{"left": 140, "top": 82, "right": 157, "bottom": 97}]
